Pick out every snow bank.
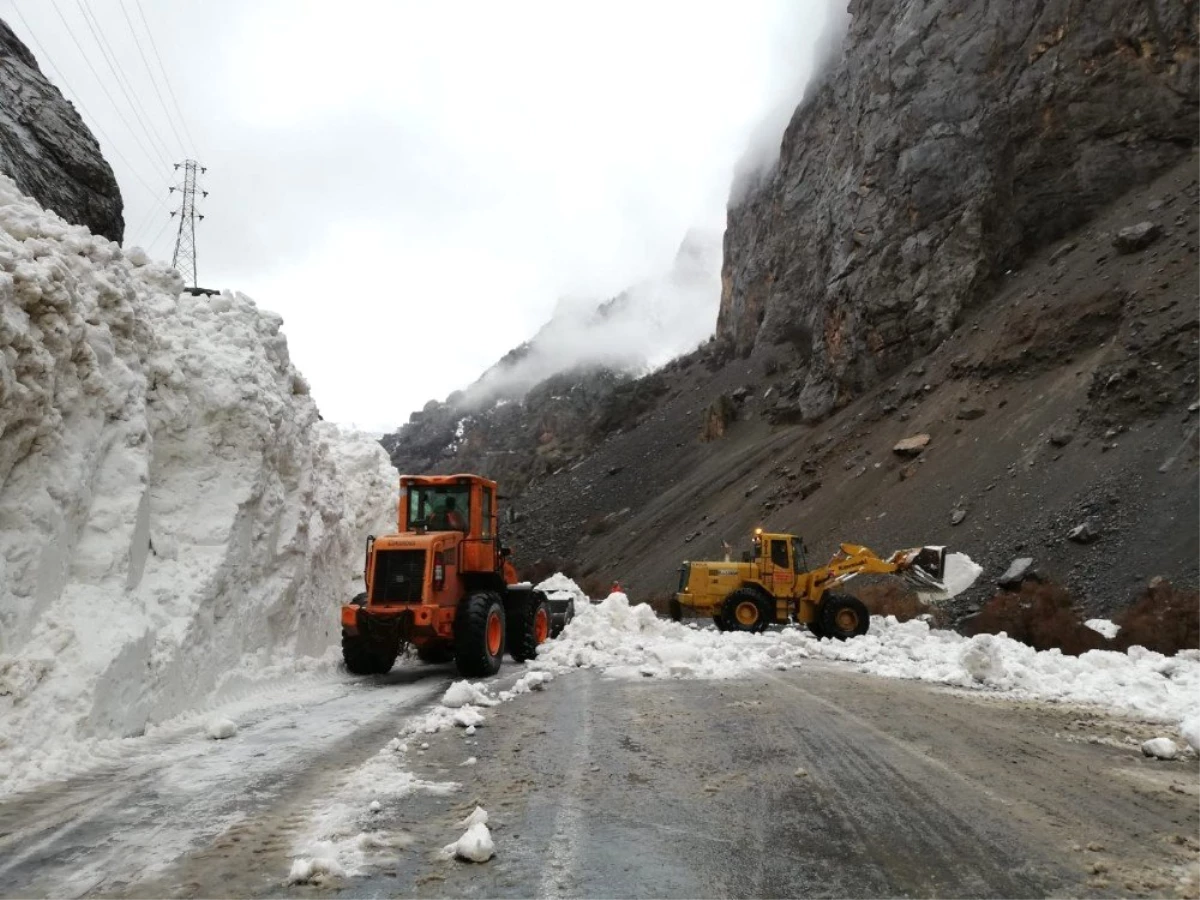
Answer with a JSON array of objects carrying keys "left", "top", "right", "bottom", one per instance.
[
  {"left": 535, "top": 589, "right": 1200, "bottom": 743},
  {"left": 0, "top": 175, "right": 397, "bottom": 794}
]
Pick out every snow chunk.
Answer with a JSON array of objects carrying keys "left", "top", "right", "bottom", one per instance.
[
  {"left": 1085, "top": 619, "right": 1120, "bottom": 640},
  {"left": 941, "top": 552, "right": 983, "bottom": 597},
  {"left": 443, "top": 822, "right": 494, "bottom": 863},
  {"left": 205, "top": 718, "right": 238, "bottom": 740},
  {"left": 1142, "top": 738, "right": 1179, "bottom": 760},
  {"left": 288, "top": 845, "right": 345, "bottom": 883},
  {"left": 442, "top": 681, "right": 499, "bottom": 708},
  {"left": 368, "top": 800, "right": 381, "bottom": 813},
  {"left": 460, "top": 756, "right": 477, "bottom": 767}
]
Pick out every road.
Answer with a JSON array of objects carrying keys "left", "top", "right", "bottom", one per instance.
[{"left": 0, "top": 661, "right": 1196, "bottom": 899}]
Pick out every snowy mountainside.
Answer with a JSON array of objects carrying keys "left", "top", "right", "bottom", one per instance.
[{"left": 0, "top": 174, "right": 396, "bottom": 788}]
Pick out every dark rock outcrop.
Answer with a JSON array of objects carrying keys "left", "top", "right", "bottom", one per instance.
[
  {"left": 0, "top": 19, "right": 124, "bottom": 242},
  {"left": 718, "top": 0, "right": 1198, "bottom": 423}
]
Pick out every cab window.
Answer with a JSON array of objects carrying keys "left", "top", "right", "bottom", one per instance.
[
  {"left": 481, "top": 488, "right": 493, "bottom": 539},
  {"left": 408, "top": 485, "right": 470, "bottom": 532},
  {"left": 770, "top": 539, "right": 789, "bottom": 569},
  {"left": 792, "top": 537, "right": 807, "bottom": 572}
]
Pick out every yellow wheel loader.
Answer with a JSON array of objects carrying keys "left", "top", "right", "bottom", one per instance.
[{"left": 671, "top": 529, "right": 947, "bottom": 640}]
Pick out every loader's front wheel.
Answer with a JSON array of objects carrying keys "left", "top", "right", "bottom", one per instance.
[
  {"left": 455, "top": 592, "right": 506, "bottom": 677},
  {"left": 342, "top": 629, "right": 397, "bottom": 675},
  {"left": 819, "top": 594, "right": 870, "bottom": 640},
  {"left": 507, "top": 592, "right": 549, "bottom": 663},
  {"left": 722, "top": 588, "right": 771, "bottom": 634},
  {"left": 668, "top": 596, "right": 683, "bottom": 622}
]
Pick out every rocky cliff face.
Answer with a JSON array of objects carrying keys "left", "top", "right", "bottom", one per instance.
[
  {"left": 0, "top": 19, "right": 124, "bottom": 243},
  {"left": 719, "top": 0, "right": 1198, "bottom": 424}
]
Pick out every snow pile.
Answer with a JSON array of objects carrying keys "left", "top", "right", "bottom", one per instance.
[
  {"left": 536, "top": 587, "right": 1200, "bottom": 744},
  {"left": 536, "top": 572, "right": 590, "bottom": 610},
  {"left": 0, "top": 175, "right": 398, "bottom": 793},
  {"left": 205, "top": 717, "right": 238, "bottom": 740},
  {"left": 441, "top": 680, "right": 500, "bottom": 709}
]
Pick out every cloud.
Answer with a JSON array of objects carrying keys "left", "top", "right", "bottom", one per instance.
[{"left": 5, "top": 0, "right": 836, "bottom": 431}]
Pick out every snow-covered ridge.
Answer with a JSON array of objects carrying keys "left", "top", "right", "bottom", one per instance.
[{"left": 0, "top": 174, "right": 396, "bottom": 792}]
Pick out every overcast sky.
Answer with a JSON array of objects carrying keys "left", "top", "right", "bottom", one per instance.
[{"left": 2, "top": 0, "right": 832, "bottom": 432}]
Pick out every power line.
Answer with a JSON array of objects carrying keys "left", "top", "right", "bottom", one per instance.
[
  {"left": 135, "top": 0, "right": 199, "bottom": 157},
  {"left": 144, "top": 206, "right": 174, "bottom": 256},
  {"left": 118, "top": 0, "right": 188, "bottom": 160},
  {"left": 47, "top": 0, "right": 167, "bottom": 176},
  {"left": 74, "top": 0, "right": 174, "bottom": 170},
  {"left": 129, "top": 190, "right": 170, "bottom": 244},
  {"left": 8, "top": 0, "right": 163, "bottom": 198}
]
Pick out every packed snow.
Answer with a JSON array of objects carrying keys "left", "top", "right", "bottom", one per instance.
[
  {"left": 536, "top": 576, "right": 1200, "bottom": 749},
  {"left": 0, "top": 175, "right": 398, "bottom": 794}
]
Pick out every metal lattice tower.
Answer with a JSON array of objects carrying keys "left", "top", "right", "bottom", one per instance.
[{"left": 169, "top": 159, "right": 207, "bottom": 288}]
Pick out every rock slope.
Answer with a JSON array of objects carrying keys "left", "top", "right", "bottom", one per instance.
[{"left": 719, "top": 0, "right": 1198, "bottom": 423}]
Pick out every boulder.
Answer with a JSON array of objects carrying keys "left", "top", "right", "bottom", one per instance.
[
  {"left": 1112, "top": 221, "right": 1162, "bottom": 254},
  {"left": 893, "top": 434, "right": 931, "bottom": 457}
]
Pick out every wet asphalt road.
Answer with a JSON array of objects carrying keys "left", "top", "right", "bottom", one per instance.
[{"left": 1, "top": 661, "right": 1197, "bottom": 898}]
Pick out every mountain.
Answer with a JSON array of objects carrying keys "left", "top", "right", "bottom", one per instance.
[{"left": 0, "top": 18, "right": 124, "bottom": 242}]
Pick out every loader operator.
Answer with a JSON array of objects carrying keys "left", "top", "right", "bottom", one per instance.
[{"left": 430, "top": 496, "right": 467, "bottom": 531}]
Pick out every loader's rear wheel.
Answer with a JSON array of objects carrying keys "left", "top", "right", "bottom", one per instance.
[
  {"left": 416, "top": 643, "right": 455, "bottom": 664},
  {"left": 668, "top": 597, "right": 683, "bottom": 622},
  {"left": 721, "top": 588, "right": 772, "bottom": 634},
  {"left": 714, "top": 616, "right": 727, "bottom": 632},
  {"left": 342, "top": 629, "right": 397, "bottom": 675},
  {"left": 807, "top": 620, "right": 826, "bottom": 639},
  {"left": 507, "top": 592, "right": 549, "bottom": 663},
  {"left": 819, "top": 594, "right": 870, "bottom": 640},
  {"left": 455, "top": 592, "right": 506, "bottom": 677}
]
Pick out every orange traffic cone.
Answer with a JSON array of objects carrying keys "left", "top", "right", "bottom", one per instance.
[{"left": 610, "top": 581, "right": 622, "bottom": 593}]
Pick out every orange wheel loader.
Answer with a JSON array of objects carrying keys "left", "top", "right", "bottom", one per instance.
[{"left": 340, "top": 474, "right": 551, "bottom": 678}]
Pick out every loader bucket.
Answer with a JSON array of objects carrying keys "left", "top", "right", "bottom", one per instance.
[{"left": 902, "top": 546, "right": 948, "bottom": 593}]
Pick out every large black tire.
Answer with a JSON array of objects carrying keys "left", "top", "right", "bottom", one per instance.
[
  {"left": 507, "top": 592, "right": 549, "bottom": 662},
  {"left": 455, "top": 592, "right": 506, "bottom": 677},
  {"left": 721, "top": 588, "right": 772, "bottom": 633},
  {"left": 416, "top": 644, "right": 455, "bottom": 664},
  {"left": 807, "top": 619, "right": 826, "bottom": 639},
  {"left": 819, "top": 593, "right": 870, "bottom": 640},
  {"left": 342, "top": 628, "right": 397, "bottom": 675},
  {"left": 714, "top": 616, "right": 727, "bottom": 632},
  {"left": 668, "top": 596, "right": 683, "bottom": 622}
]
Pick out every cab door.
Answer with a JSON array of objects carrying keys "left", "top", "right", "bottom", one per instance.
[{"left": 765, "top": 538, "right": 796, "bottom": 597}]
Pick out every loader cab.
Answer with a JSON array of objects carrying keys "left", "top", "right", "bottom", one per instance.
[
  {"left": 751, "top": 529, "right": 807, "bottom": 597},
  {"left": 399, "top": 474, "right": 501, "bottom": 574}
]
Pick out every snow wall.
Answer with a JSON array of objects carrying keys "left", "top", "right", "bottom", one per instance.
[{"left": 0, "top": 174, "right": 397, "bottom": 777}]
